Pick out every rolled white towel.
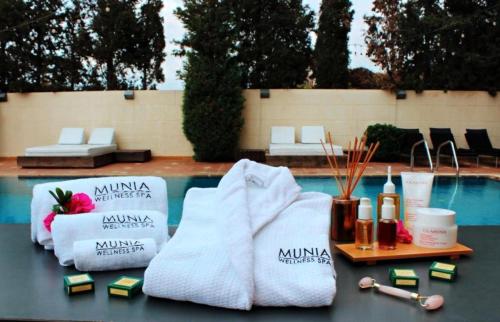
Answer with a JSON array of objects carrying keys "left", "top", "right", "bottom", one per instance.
[
  {"left": 73, "top": 238, "right": 158, "bottom": 272},
  {"left": 254, "top": 192, "right": 336, "bottom": 307},
  {"left": 52, "top": 210, "right": 168, "bottom": 266},
  {"left": 31, "top": 176, "right": 168, "bottom": 248}
]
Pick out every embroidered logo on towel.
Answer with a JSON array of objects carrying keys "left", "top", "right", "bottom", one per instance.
[
  {"left": 278, "top": 248, "right": 332, "bottom": 265},
  {"left": 93, "top": 182, "right": 152, "bottom": 202},
  {"left": 95, "top": 240, "right": 145, "bottom": 256},
  {"left": 102, "top": 215, "right": 155, "bottom": 230}
]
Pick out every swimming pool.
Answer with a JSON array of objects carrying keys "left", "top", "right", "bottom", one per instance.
[{"left": 0, "top": 176, "right": 498, "bottom": 225}]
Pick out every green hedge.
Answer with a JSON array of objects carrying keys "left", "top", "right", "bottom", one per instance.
[{"left": 365, "top": 124, "right": 403, "bottom": 162}]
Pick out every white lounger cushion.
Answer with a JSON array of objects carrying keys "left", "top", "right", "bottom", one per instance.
[
  {"left": 25, "top": 144, "right": 117, "bottom": 157},
  {"left": 301, "top": 126, "right": 325, "bottom": 144},
  {"left": 58, "top": 128, "right": 85, "bottom": 145},
  {"left": 88, "top": 128, "right": 115, "bottom": 145},
  {"left": 269, "top": 143, "right": 343, "bottom": 156},
  {"left": 271, "top": 127, "right": 295, "bottom": 144}
]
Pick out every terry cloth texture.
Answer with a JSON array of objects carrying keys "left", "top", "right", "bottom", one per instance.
[
  {"left": 73, "top": 238, "right": 157, "bottom": 271},
  {"left": 143, "top": 160, "right": 336, "bottom": 309},
  {"left": 31, "top": 176, "right": 167, "bottom": 249},
  {"left": 52, "top": 210, "right": 167, "bottom": 266}
]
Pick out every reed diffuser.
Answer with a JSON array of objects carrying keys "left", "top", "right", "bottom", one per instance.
[{"left": 321, "top": 133, "right": 379, "bottom": 242}]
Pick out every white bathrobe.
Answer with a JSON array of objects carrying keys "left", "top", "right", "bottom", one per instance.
[{"left": 143, "top": 159, "right": 336, "bottom": 310}]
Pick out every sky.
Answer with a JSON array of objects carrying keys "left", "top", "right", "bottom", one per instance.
[{"left": 160, "top": 0, "right": 378, "bottom": 90}]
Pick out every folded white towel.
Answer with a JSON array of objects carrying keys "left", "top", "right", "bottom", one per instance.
[
  {"left": 31, "top": 176, "right": 168, "bottom": 248},
  {"left": 52, "top": 210, "right": 167, "bottom": 266},
  {"left": 143, "top": 160, "right": 301, "bottom": 310},
  {"left": 73, "top": 238, "right": 157, "bottom": 272},
  {"left": 254, "top": 192, "right": 336, "bottom": 307}
]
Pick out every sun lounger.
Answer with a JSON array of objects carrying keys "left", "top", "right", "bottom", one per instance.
[
  {"left": 25, "top": 128, "right": 117, "bottom": 157},
  {"left": 465, "top": 129, "right": 499, "bottom": 167},
  {"left": 398, "top": 128, "right": 433, "bottom": 170},
  {"left": 18, "top": 128, "right": 117, "bottom": 168},
  {"left": 269, "top": 126, "right": 342, "bottom": 156},
  {"left": 429, "top": 128, "right": 478, "bottom": 167}
]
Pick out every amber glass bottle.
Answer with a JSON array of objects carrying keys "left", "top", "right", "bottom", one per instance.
[
  {"left": 377, "top": 197, "right": 397, "bottom": 250},
  {"left": 377, "top": 166, "right": 401, "bottom": 221},
  {"left": 355, "top": 198, "right": 373, "bottom": 250}
]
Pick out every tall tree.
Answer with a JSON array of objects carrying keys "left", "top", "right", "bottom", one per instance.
[
  {"left": 234, "top": 0, "right": 314, "bottom": 88},
  {"left": 397, "top": 0, "right": 439, "bottom": 92},
  {"left": 4, "top": 0, "right": 65, "bottom": 91},
  {"left": 90, "top": 0, "right": 140, "bottom": 90},
  {"left": 365, "top": 0, "right": 403, "bottom": 89},
  {"left": 439, "top": 0, "right": 499, "bottom": 94},
  {"left": 176, "top": 0, "right": 244, "bottom": 161},
  {"left": 488, "top": 0, "right": 500, "bottom": 95},
  {"left": 52, "top": 1, "right": 92, "bottom": 90},
  {"left": 27, "top": 0, "right": 66, "bottom": 91},
  {"left": 1, "top": 0, "right": 168, "bottom": 91},
  {"left": 136, "top": 0, "right": 165, "bottom": 90},
  {"left": 0, "top": 0, "right": 27, "bottom": 92},
  {"left": 313, "top": 0, "right": 354, "bottom": 88},
  {"left": 368, "top": 0, "right": 499, "bottom": 94},
  {"left": 415, "top": 0, "right": 445, "bottom": 90}
]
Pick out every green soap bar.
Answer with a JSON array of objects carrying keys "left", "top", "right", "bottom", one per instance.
[
  {"left": 107, "top": 276, "right": 143, "bottom": 298},
  {"left": 63, "top": 273, "right": 94, "bottom": 295},
  {"left": 389, "top": 268, "right": 419, "bottom": 288},
  {"left": 429, "top": 262, "right": 457, "bottom": 281}
]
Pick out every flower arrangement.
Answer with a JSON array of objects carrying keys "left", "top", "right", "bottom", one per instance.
[{"left": 43, "top": 188, "right": 95, "bottom": 232}]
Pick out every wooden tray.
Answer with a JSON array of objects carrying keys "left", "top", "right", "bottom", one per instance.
[{"left": 335, "top": 242, "right": 473, "bottom": 265}]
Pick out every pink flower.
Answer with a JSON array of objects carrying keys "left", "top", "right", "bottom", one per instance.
[
  {"left": 65, "top": 193, "right": 95, "bottom": 214},
  {"left": 43, "top": 192, "right": 95, "bottom": 232},
  {"left": 396, "top": 220, "right": 413, "bottom": 243},
  {"left": 43, "top": 211, "right": 56, "bottom": 232}
]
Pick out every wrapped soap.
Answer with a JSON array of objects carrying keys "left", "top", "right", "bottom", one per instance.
[
  {"left": 429, "top": 262, "right": 457, "bottom": 281},
  {"left": 389, "top": 268, "right": 419, "bottom": 288},
  {"left": 64, "top": 273, "right": 94, "bottom": 295},
  {"left": 108, "top": 276, "right": 143, "bottom": 298}
]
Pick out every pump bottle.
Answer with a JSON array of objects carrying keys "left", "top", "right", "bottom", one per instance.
[
  {"left": 377, "top": 166, "right": 400, "bottom": 221},
  {"left": 355, "top": 198, "right": 374, "bottom": 250},
  {"left": 377, "top": 197, "right": 397, "bottom": 250}
]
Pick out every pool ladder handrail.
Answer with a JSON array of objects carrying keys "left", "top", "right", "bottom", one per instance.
[
  {"left": 410, "top": 139, "right": 433, "bottom": 172},
  {"left": 435, "top": 140, "right": 459, "bottom": 175}
]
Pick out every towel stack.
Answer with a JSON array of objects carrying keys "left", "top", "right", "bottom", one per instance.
[
  {"left": 31, "top": 176, "right": 169, "bottom": 270},
  {"left": 143, "top": 160, "right": 336, "bottom": 309},
  {"left": 52, "top": 210, "right": 167, "bottom": 266}
]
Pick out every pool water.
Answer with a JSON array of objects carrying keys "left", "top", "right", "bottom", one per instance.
[{"left": 0, "top": 176, "right": 498, "bottom": 226}]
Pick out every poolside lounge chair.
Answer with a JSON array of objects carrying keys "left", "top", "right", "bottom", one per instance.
[
  {"left": 429, "top": 128, "right": 478, "bottom": 167},
  {"left": 465, "top": 129, "right": 499, "bottom": 167},
  {"left": 25, "top": 128, "right": 117, "bottom": 157},
  {"left": 398, "top": 128, "right": 433, "bottom": 170},
  {"left": 268, "top": 126, "right": 343, "bottom": 156},
  {"left": 18, "top": 128, "right": 117, "bottom": 168}
]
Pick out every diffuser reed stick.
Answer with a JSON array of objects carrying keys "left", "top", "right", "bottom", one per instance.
[{"left": 321, "top": 133, "right": 380, "bottom": 200}]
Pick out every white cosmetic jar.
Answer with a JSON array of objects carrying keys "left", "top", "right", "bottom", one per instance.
[{"left": 413, "top": 208, "right": 457, "bottom": 249}]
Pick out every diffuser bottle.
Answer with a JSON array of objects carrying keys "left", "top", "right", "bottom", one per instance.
[
  {"left": 377, "top": 197, "right": 397, "bottom": 250},
  {"left": 355, "top": 198, "right": 373, "bottom": 250},
  {"left": 377, "top": 166, "right": 400, "bottom": 221}
]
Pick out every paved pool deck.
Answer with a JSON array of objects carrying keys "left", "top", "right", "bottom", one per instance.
[
  {"left": 0, "top": 157, "right": 499, "bottom": 178},
  {"left": 1, "top": 224, "right": 498, "bottom": 322}
]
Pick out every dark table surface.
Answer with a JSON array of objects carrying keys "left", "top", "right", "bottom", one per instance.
[{"left": 1, "top": 224, "right": 499, "bottom": 322}]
